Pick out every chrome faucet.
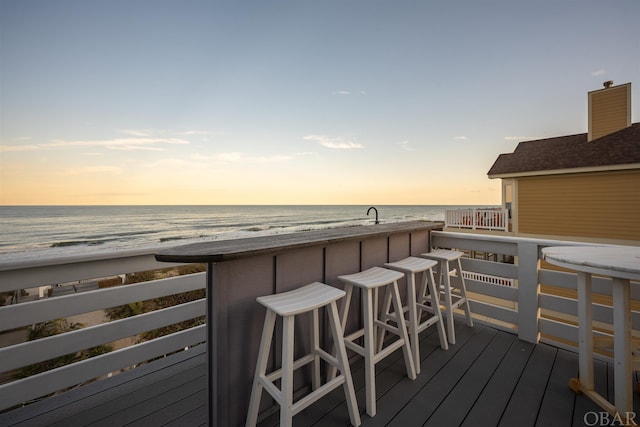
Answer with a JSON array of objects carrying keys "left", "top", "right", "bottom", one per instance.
[{"left": 367, "top": 206, "right": 379, "bottom": 224}]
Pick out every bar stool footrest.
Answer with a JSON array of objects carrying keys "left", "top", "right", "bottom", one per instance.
[
  {"left": 343, "top": 327, "right": 408, "bottom": 364},
  {"left": 416, "top": 316, "right": 441, "bottom": 333},
  {"left": 264, "top": 353, "right": 316, "bottom": 383},
  {"left": 292, "top": 376, "right": 346, "bottom": 415}
]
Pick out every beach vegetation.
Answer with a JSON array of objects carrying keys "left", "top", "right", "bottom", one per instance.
[
  {"left": 107, "top": 264, "right": 206, "bottom": 341},
  {"left": 0, "top": 292, "right": 11, "bottom": 306},
  {"left": 14, "top": 319, "right": 112, "bottom": 379}
]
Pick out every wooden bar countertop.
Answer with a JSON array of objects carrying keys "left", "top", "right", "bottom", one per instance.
[{"left": 155, "top": 220, "right": 442, "bottom": 263}]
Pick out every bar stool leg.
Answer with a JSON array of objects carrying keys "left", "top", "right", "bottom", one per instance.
[
  {"left": 362, "top": 287, "right": 376, "bottom": 417},
  {"left": 327, "top": 300, "right": 362, "bottom": 427},
  {"left": 328, "top": 284, "right": 354, "bottom": 381},
  {"left": 441, "top": 259, "right": 457, "bottom": 344},
  {"left": 455, "top": 258, "right": 474, "bottom": 327},
  {"left": 380, "top": 273, "right": 421, "bottom": 372},
  {"left": 376, "top": 288, "right": 394, "bottom": 353},
  {"left": 246, "top": 310, "right": 277, "bottom": 427},
  {"left": 405, "top": 272, "right": 420, "bottom": 374},
  {"left": 338, "top": 283, "right": 354, "bottom": 331},
  {"left": 416, "top": 270, "right": 430, "bottom": 320},
  {"left": 423, "top": 268, "right": 448, "bottom": 350},
  {"left": 390, "top": 281, "right": 416, "bottom": 380},
  {"left": 280, "top": 315, "right": 295, "bottom": 427},
  {"left": 311, "top": 308, "right": 321, "bottom": 390}
]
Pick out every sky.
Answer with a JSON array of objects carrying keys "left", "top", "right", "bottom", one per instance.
[{"left": 1, "top": 0, "right": 639, "bottom": 206}]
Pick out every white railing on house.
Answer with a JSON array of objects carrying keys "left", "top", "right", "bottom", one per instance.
[
  {"left": 0, "top": 250, "right": 206, "bottom": 412},
  {"left": 1, "top": 229, "right": 638, "bottom": 414},
  {"left": 445, "top": 208, "right": 509, "bottom": 231}
]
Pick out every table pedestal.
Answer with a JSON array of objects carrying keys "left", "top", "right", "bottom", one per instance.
[
  {"left": 572, "top": 273, "right": 636, "bottom": 425},
  {"left": 542, "top": 245, "right": 640, "bottom": 426}
]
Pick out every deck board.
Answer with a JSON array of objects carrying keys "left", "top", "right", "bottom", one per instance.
[
  {"left": 50, "top": 362, "right": 205, "bottom": 426},
  {"left": 459, "top": 336, "right": 534, "bottom": 427},
  {"left": 356, "top": 323, "right": 478, "bottom": 427},
  {"left": 535, "top": 348, "right": 578, "bottom": 427},
  {"left": 0, "top": 345, "right": 206, "bottom": 427},
  {"left": 424, "top": 329, "right": 517, "bottom": 427},
  {"left": 2, "top": 322, "right": 638, "bottom": 427},
  {"left": 386, "top": 326, "right": 497, "bottom": 426},
  {"left": 571, "top": 360, "right": 611, "bottom": 427},
  {"left": 499, "top": 343, "right": 557, "bottom": 426}
]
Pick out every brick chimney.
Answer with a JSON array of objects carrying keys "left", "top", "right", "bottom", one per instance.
[{"left": 588, "top": 81, "right": 631, "bottom": 141}]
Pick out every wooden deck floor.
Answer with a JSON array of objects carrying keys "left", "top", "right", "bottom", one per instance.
[
  {"left": 0, "top": 345, "right": 208, "bottom": 427},
  {"left": 276, "top": 321, "right": 638, "bottom": 427},
  {"left": 2, "top": 321, "right": 637, "bottom": 426}
]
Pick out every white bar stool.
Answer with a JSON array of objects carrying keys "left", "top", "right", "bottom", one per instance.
[
  {"left": 421, "top": 249, "right": 473, "bottom": 345},
  {"left": 382, "top": 257, "right": 448, "bottom": 374},
  {"left": 335, "top": 266, "right": 417, "bottom": 417},
  {"left": 246, "top": 282, "right": 361, "bottom": 427}
]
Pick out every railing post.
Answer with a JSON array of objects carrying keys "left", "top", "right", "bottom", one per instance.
[
  {"left": 517, "top": 241, "right": 540, "bottom": 343},
  {"left": 502, "top": 208, "right": 508, "bottom": 231},
  {"left": 472, "top": 208, "right": 477, "bottom": 230}
]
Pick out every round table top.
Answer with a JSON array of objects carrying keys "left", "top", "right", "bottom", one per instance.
[{"left": 542, "top": 246, "right": 640, "bottom": 281}]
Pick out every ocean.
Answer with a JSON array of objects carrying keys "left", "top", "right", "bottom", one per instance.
[{"left": 0, "top": 205, "right": 494, "bottom": 262}]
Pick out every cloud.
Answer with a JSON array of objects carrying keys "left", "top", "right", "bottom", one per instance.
[
  {"left": 396, "top": 141, "right": 415, "bottom": 151},
  {"left": 20, "top": 129, "right": 223, "bottom": 152},
  {"left": 303, "top": 135, "right": 363, "bottom": 149},
  {"left": 3, "top": 135, "right": 190, "bottom": 152},
  {"left": 591, "top": 69, "right": 606, "bottom": 76},
  {"left": 504, "top": 136, "right": 538, "bottom": 141},
  {"left": 174, "top": 130, "right": 219, "bottom": 136},
  {"left": 1, "top": 129, "right": 212, "bottom": 154},
  {"left": 119, "top": 129, "right": 152, "bottom": 137},
  {"left": 213, "top": 152, "right": 244, "bottom": 162},
  {"left": 144, "top": 158, "right": 198, "bottom": 169},
  {"left": 40, "top": 137, "right": 189, "bottom": 151},
  {"left": 333, "top": 90, "right": 368, "bottom": 96},
  {"left": 120, "top": 129, "right": 220, "bottom": 137},
  {"left": 60, "top": 166, "right": 124, "bottom": 176},
  {"left": 198, "top": 152, "right": 293, "bottom": 163},
  {"left": 454, "top": 136, "right": 469, "bottom": 141},
  {"left": 0, "top": 145, "right": 40, "bottom": 152}
]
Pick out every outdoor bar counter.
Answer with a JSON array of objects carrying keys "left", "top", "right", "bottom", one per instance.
[{"left": 155, "top": 220, "right": 442, "bottom": 426}]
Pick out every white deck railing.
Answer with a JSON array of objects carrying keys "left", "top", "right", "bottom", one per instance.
[
  {"left": 0, "top": 250, "right": 206, "bottom": 412},
  {"left": 462, "top": 270, "right": 514, "bottom": 287},
  {"left": 431, "top": 231, "right": 640, "bottom": 348},
  {"left": 445, "top": 208, "right": 509, "bottom": 231},
  {"left": 0, "top": 230, "right": 638, "bottom": 413}
]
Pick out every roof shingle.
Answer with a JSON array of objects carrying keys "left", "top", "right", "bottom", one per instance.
[{"left": 487, "top": 122, "right": 640, "bottom": 177}]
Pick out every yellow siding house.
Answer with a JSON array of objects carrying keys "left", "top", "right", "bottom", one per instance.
[{"left": 487, "top": 82, "right": 640, "bottom": 245}]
